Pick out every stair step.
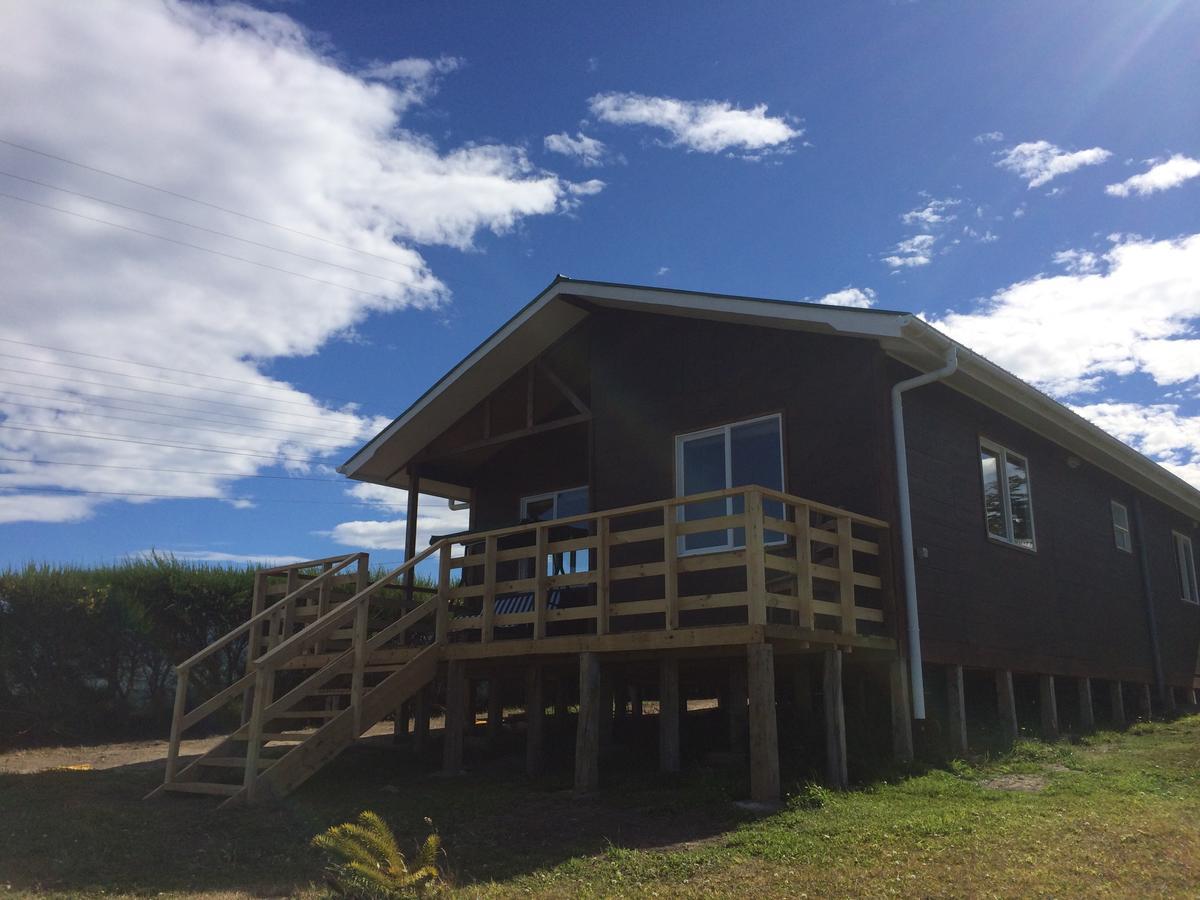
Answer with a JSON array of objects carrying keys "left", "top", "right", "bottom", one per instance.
[
  {"left": 163, "top": 781, "right": 241, "bottom": 796},
  {"left": 197, "top": 757, "right": 274, "bottom": 769},
  {"left": 261, "top": 732, "right": 310, "bottom": 742},
  {"left": 312, "top": 689, "right": 352, "bottom": 696},
  {"left": 271, "top": 709, "right": 339, "bottom": 719}
]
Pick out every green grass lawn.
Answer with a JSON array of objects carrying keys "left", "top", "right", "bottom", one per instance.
[{"left": 3, "top": 715, "right": 1199, "bottom": 898}]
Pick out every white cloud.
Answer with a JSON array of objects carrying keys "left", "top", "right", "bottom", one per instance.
[
  {"left": 883, "top": 233, "right": 937, "bottom": 268},
  {"left": 323, "top": 483, "right": 469, "bottom": 551},
  {"left": 656, "top": 266, "right": 671, "bottom": 276},
  {"left": 1106, "top": 154, "right": 1200, "bottom": 198},
  {"left": 974, "top": 131, "right": 1004, "bottom": 144},
  {"left": 814, "top": 287, "right": 877, "bottom": 309},
  {"left": 928, "top": 234, "right": 1200, "bottom": 489},
  {"left": 996, "top": 140, "right": 1112, "bottom": 188},
  {"left": 0, "top": 1, "right": 599, "bottom": 525},
  {"left": 544, "top": 131, "right": 608, "bottom": 167},
  {"left": 587, "top": 92, "right": 801, "bottom": 156},
  {"left": 1069, "top": 403, "right": 1200, "bottom": 489},
  {"left": 928, "top": 233, "right": 1200, "bottom": 396},
  {"left": 901, "top": 197, "right": 960, "bottom": 227}
]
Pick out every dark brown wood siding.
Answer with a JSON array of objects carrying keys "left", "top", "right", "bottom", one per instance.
[{"left": 895, "top": 362, "right": 1200, "bottom": 685}]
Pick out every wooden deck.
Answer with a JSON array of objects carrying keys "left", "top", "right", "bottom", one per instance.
[{"left": 148, "top": 486, "right": 895, "bottom": 806}]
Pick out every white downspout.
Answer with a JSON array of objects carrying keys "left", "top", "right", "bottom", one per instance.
[{"left": 891, "top": 346, "right": 958, "bottom": 719}]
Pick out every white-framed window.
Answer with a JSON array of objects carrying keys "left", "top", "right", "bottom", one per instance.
[
  {"left": 1111, "top": 501, "right": 1132, "bottom": 553},
  {"left": 1174, "top": 531, "right": 1199, "bottom": 605},
  {"left": 979, "top": 439, "right": 1036, "bottom": 551},
  {"left": 675, "top": 413, "right": 786, "bottom": 554},
  {"left": 519, "top": 486, "right": 589, "bottom": 576}
]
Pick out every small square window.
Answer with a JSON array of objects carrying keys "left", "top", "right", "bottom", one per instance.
[
  {"left": 1174, "top": 532, "right": 1199, "bottom": 605},
  {"left": 1111, "top": 501, "right": 1132, "bottom": 553}
]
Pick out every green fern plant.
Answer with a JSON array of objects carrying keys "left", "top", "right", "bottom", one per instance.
[{"left": 312, "top": 811, "right": 442, "bottom": 898}]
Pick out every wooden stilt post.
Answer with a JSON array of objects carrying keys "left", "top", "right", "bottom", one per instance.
[
  {"left": 575, "top": 652, "right": 601, "bottom": 793},
  {"left": 413, "top": 686, "right": 430, "bottom": 754},
  {"left": 611, "top": 674, "right": 627, "bottom": 738},
  {"left": 995, "top": 669, "right": 1019, "bottom": 747},
  {"left": 947, "top": 664, "right": 968, "bottom": 757},
  {"left": 486, "top": 677, "right": 503, "bottom": 747},
  {"left": 393, "top": 700, "right": 410, "bottom": 745},
  {"left": 1187, "top": 688, "right": 1198, "bottom": 707},
  {"left": 1039, "top": 674, "right": 1059, "bottom": 740},
  {"left": 794, "top": 663, "right": 813, "bottom": 718},
  {"left": 747, "top": 643, "right": 781, "bottom": 803},
  {"left": 659, "top": 657, "right": 680, "bottom": 773},
  {"left": 1164, "top": 685, "right": 1177, "bottom": 716},
  {"left": 1137, "top": 682, "right": 1153, "bottom": 721},
  {"left": 1109, "top": 680, "right": 1126, "bottom": 730},
  {"left": 525, "top": 664, "right": 544, "bottom": 776},
  {"left": 824, "top": 649, "right": 848, "bottom": 790},
  {"left": 442, "top": 661, "right": 467, "bottom": 775},
  {"left": 889, "top": 658, "right": 914, "bottom": 763},
  {"left": 554, "top": 675, "right": 570, "bottom": 734},
  {"left": 630, "top": 683, "right": 643, "bottom": 721},
  {"left": 1077, "top": 677, "right": 1095, "bottom": 733},
  {"left": 728, "top": 656, "right": 748, "bottom": 751}
]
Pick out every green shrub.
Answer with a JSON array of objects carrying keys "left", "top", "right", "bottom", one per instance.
[{"left": 312, "top": 811, "right": 442, "bottom": 898}]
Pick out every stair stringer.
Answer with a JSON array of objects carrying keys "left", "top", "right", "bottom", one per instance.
[{"left": 222, "top": 643, "right": 442, "bottom": 807}]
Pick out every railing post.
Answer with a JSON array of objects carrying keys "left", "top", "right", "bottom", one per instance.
[
  {"left": 243, "top": 665, "right": 272, "bottom": 803},
  {"left": 351, "top": 597, "right": 370, "bottom": 734},
  {"left": 355, "top": 553, "right": 370, "bottom": 594},
  {"left": 534, "top": 525, "right": 548, "bottom": 640},
  {"left": 745, "top": 490, "right": 767, "bottom": 625},
  {"left": 663, "top": 506, "right": 679, "bottom": 630},
  {"left": 241, "top": 571, "right": 268, "bottom": 725},
  {"left": 436, "top": 542, "right": 452, "bottom": 645},
  {"left": 794, "top": 503, "right": 814, "bottom": 629},
  {"left": 315, "top": 561, "right": 333, "bottom": 654},
  {"left": 836, "top": 515, "right": 856, "bottom": 635},
  {"left": 596, "top": 516, "right": 610, "bottom": 636},
  {"left": 481, "top": 535, "right": 497, "bottom": 642},
  {"left": 164, "top": 667, "right": 189, "bottom": 784}
]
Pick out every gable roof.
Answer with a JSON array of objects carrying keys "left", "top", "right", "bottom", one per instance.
[{"left": 339, "top": 276, "right": 1200, "bottom": 522}]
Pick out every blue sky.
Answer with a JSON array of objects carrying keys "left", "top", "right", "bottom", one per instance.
[{"left": 2, "top": 0, "right": 1199, "bottom": 567}]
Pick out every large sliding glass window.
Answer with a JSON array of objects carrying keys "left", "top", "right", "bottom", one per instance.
[
  {"left": 675, "top": 414, "right": 785, "bottom": 554},
  {"left": 979, "top": 439, "right": 1035, "bottom": 550}
]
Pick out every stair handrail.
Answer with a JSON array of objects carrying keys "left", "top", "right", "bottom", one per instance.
[
  {"left": 171, "top": 552, "right": 367, "bottom": 676},
  {"left": 253, "top": 540, "right": 446, "bottom": 670}
]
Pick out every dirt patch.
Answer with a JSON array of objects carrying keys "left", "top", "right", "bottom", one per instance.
[
  {"left": 0, "top": 735, "right": 225, "bottom": 774},
  {"left": 981, "top": 773, "right": 1048, "bottom": 792}
]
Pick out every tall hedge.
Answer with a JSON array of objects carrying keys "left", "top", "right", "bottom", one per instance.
[{"left": 0, "top": 556, "right": 255, "bottom": 746}]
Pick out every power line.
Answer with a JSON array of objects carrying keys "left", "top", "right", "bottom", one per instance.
[
  {"left": 0, "top": 349, "right": 356, "bottom": 412},
  {"left": 0, "top": 138, "right": 417, "bottom": 267},
  {"left": 0, "top": 192, "right": 412, "bottom": 306},
  {"left": 0, "top": 485, "right": 388, "bottom": 507},
  {"left": 0, "top": 422, "right": 331, "bottom": 463},
  {"left": 0, "top": 366, "right": 363, "bottom": 425},
  {"left": 0, "top": 169, "right": 424, "bottom": 288},
  {"left": 0, "top": 335, "right": 360, "bottom": 406},
  {"left": 0, "top": 384, "right": 359, "bottom": 440},
  {"left": 0, "top": 455, "right": 344, "bottom": 482},
  {"left": 0, "top": 397, "right": 356, "bottom": 450}
]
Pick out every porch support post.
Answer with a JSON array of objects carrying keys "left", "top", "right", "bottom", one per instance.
[
  {"left": 1109, "top": 680, "right": 1126, "bottom": 729},
  {"left": 1137, "top": 682, "right": 1153, "bottom": 721},
  {"left": 1039, "top": 674, "right": 1059, "bottom": 740},
  {"left": 575, "top": 652, "right": 601, "bottom": 793},
  {"left": 747, "top": 643, "right": 781, "bottom": 803},
  {"left": 630, "top": 683, "right": 643, "bottom": 721},
  {"left": 403, "top": 467, "right": 420, "bottom": 607},
  {"left": 728, "top": 657, "right": 748, "bottom": 751},
  {"left": 1077, "top": 677, "right": 1096, "bottom": 733},
  {"left": 599, "top": 672, "right": 615, "bottom": 749},
  {"left": 658, "top": 657, "right": 680, "bottom": 773},
  {"left": 486, "top": 676, "right": 503, "bottom": 747},
  {"left": 889, "top": 657, "right": 914, "bottom": 763},
  {"left": 525, "top": 664, "right": 544, "bottom": 776},
  {"left": 1187, "top": 688, "right": 1198, "bottom": 707},
  {"left": 392, "top": 700, "right": 410, "bottom": 744},
  {"left": 442, "top": 660, "right": 467, "bottom": 775},
  {"left": 824, "top": 649, "right": 848, "bottom": 790},
  {"left": 1165, "top": 685, "right": 1178, "bottom": 715},
  {"left": 947, "top": 664, "right": 968, "bottom": 757},
  {"left": 412, "top": 686, "right": 430, "bottom": 753},
  {"left": 995, "top": 669, "right": 1019, "bottom": 747}
]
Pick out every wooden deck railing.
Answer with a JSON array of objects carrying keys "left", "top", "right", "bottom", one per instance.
[{"left": 439, "top": 485, "right": 890, "bottom": 642}]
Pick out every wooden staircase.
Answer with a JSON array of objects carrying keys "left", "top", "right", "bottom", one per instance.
[{"left": 147, "top": 545, "right": 448, "bottom": 808}]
